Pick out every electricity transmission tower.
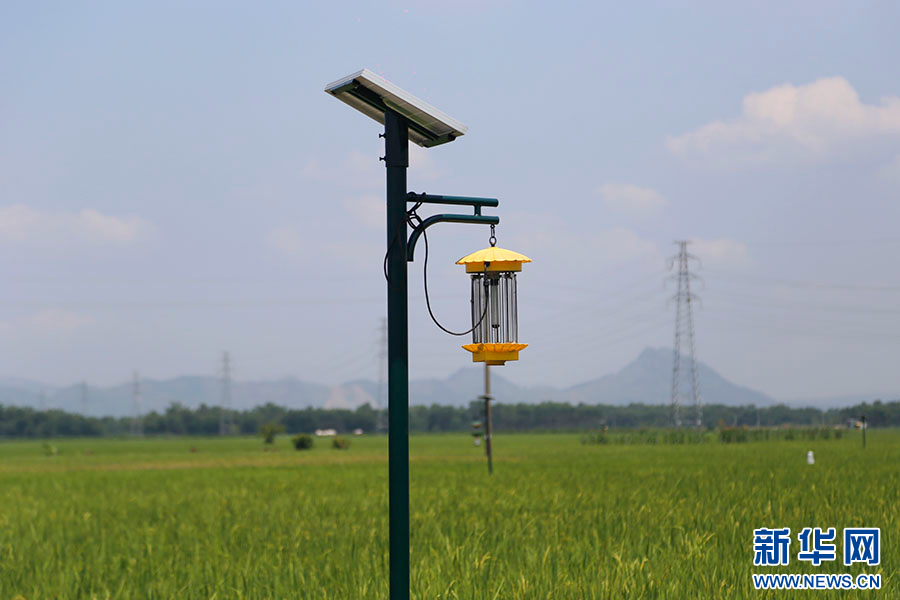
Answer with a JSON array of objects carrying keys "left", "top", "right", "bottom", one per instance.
[
  {"left": 131, "top": 371, "right": 143, "bottom": 436},
  {"left": 220, "top": 351, "right": 234, "bottom": 435},
  {"left": 668, "top": 241, "right": 702, "bottom": 428},
  {"left": 375, "top": 318, "right": 388, "bottom": 433}
]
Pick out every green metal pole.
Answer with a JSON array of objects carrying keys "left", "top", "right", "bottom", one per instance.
[
  {"left": 384, "top": 109, "right": 410, "bottom": 600},
  {"left": 483, "top": 363, "right": 493, "bottom": 475},
  {"left": 861, "top": 415, "right": 866, "bottom": 449}
]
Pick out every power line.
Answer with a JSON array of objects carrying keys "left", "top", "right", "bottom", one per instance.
[
  {"left": 704, "top": 270, "right": 900, "bottom": 293},
  {"left": 702, "top": 290, "right": 900, "bottom": 316},
  {"left": 701, "top": 311, "right": 900, "bottom": 342},
  {"left": 524, "top": 311, "right": 670, "bottom": 362},
  {"left": 527, "top": 270, "right": 667, "bottom": 303},
  {"left": 0, "top": 297, "right": 383, "bottom": 310},
  {"left": 311, "top": 344, "right": 378, "bottom": 382},
  {"left": 528, "top": 310, "right": 670, "bottom": 348},
  {"left": 529, "top": 285, "right": 665, "bottom": 325},
  {"left": 539, "top": 316, "right": 673, "bottom": 373},
  {"left": 738, "top": 238, "right": 900, "bottom": 248}
]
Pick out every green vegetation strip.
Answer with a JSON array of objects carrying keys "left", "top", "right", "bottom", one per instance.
[
  {"left": 2, "top": 399, "right": 897, "bottom": 437},
  {"left": 582, "top": 426, "right": 847, "bottom": 445}
]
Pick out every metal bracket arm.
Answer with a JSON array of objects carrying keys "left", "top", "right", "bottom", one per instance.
[
  {"left": 407, "top": 214, "right": 499, "bottom": 261},
  {"left": 407, "top": 192, "right": 498, "bottom": 215}
]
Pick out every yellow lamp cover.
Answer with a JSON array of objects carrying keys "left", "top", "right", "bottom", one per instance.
[
  {"left": 456, "top": 246, "right": 531, "bottom": 273},
  {"left": 462, "top": 342, "right": 528, "bottom": 365}
]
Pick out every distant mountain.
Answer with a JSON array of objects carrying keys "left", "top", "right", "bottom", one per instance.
[
  {"left": 565, "top": 347, "right": 776, "bottom": 407},
  {"left": 0, "top": 347, "right": 832, "bottom": 417},
  {"left": 40, "top": 376, "right": 333, "bottom": 418},
  {"left": 785, "top": 393, "right": 900, "bottom": 409},
  {"left": 0, "top": 377, "right": 57, "bottom": 394},
  {"left": 0, "top": 385, "right": 47, "bottom": 408}
]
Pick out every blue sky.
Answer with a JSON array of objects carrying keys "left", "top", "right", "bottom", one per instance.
[{"left": 2, "top": 1, "right": 899, "bottom": 400}]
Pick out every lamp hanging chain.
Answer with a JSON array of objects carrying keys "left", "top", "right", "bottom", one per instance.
[{"left": 489, "top": 224, "right": 497, "bottom": 247}]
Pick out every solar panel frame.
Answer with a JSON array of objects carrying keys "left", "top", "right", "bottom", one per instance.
[{"left": 325, "top": 69, "right": 468, "bottom": 147}]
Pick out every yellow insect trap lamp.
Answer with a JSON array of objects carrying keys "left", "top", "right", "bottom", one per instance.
[{"left": 456, "top": 245, "right": 531, "bottom": 365}]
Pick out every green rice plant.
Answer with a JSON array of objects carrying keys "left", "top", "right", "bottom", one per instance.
[{"left": 0, "top": 430, "right": 892, "bottom": 598}]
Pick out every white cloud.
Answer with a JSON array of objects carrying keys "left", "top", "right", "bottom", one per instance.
[
  {"left": 265, "top": 222, "right": 381, "bottom": 269},
  {"left": 0, "top": 205, "right": 150, "bottom": 244},
  {"left": 322, "top": 237, "right": 383, "bottom": 270},
  {"left": 300, "top": 151, "right": 381, "bottom": 189},
  {"left": 0, "top": 309, "right": 93, "bottom": 339},
  {"left": 302, "top": 147, "right": 446, "bottom": 192},
  {"left": 78, "top": 210, "right": 146, "bottom": 242},
  {"left": 28, "top": 309, "right": 93, "bottom": 333},
  {"left": 667, "top": 77, "right": 900, "bottom": 166},
  {"left": 880, "top": 153, "right": 900, "bottom": 183},
  {"left": 408, "top": 145, "right": 446, "bottom": 181},
  {"left": 597, "top": 183, "right": 666, "bottom": 218},
  {"left": 503, "top": 211, "right": 660, "bottom": 268},
  {"left": 342, "top": 194, "right": 383, "bottom": 229},
  {"left": 585, "top": 227, "right": 661, "bottom": 264},
  {"left": 689, "top": 238, "right": 752, "bottom": 269},
  {"left": 265, "top": 225, "right": 305, "bottom": 255}
]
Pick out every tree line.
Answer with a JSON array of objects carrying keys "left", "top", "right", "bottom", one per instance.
[{"left": 0, "top": 399, "right": 895, "bottom": 439}]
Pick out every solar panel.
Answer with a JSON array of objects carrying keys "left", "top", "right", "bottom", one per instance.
[{"left": 325, "top": 69, "right": 468, "bottom": 147}]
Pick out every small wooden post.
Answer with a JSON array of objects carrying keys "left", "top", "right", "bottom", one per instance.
[
  {"left": 861, "top": 415, "right": 867, "bottom": 449},
  {"left": 483, "top": 363, "right": 493, "bottom": 475}
]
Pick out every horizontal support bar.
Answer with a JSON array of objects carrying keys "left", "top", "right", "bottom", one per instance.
[
  {"left": 407, "top": 192, "right": 499, "bottom": 208},
  {"left": 407, "top": 214, "right": 499, "bottom": 262}
]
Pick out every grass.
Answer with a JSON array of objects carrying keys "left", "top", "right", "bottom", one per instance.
[{"left": 0, "top": 431, "right": 896, "bottom": 599}]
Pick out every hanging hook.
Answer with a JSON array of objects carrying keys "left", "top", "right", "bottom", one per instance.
[{"left": 489, "top": 224, "right": 497, "bottom": 247}]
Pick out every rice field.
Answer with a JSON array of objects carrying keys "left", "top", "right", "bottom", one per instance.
[{"left": 0, "top": 430, "right": 896, "bottom": 599}]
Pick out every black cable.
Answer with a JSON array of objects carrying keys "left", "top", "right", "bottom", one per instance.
[
  {"left": 421, "top": 224, "right": 488, "bottom": 336},
  {"left": 410, "top": 206, "right": 489, "bottom": 337},
  {"left": 383, "top": 201, "right": 422, "bottom": 287},
  {"left": 384, "top": 202, "right": 489, "bottom": 336}
]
